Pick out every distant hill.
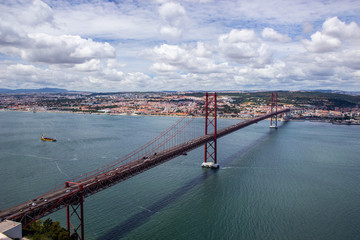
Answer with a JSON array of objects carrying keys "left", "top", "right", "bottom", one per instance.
[
  {"left": 0, "top": 88, "right": 68, "bottom": 93},
  {"left": 305, "top": 90, "right": 360, "bottom": 96},
  {"left": 211, "top": 91, "right": 360, "bottom": 108}
]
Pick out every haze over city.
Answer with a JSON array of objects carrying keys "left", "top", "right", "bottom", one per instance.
[{"left": 0, "top": 0, "right": 359, "bottom": 92}]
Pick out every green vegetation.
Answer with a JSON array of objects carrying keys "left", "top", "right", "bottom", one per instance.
[
  {"left": 187, "top": 91, "right": 360, "bottom": 108},
  {"left": 275, "top": 91, "right": 360, "bottom": 108},
  {"left": 23, "top": 218, "right": 76, "bottom": 240}
]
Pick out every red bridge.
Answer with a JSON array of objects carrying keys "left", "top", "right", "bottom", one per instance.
[{"left": 0, "top": 92, "right": 289, "bottom": 239}]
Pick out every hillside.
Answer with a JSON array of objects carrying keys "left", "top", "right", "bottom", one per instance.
[{"left": 214, "top": 91, "right": 360, "bottom": 109}]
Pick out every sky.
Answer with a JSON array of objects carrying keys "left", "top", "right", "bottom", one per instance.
[{"left": 0, "top": 0, "right": 360, "bottom": 92}]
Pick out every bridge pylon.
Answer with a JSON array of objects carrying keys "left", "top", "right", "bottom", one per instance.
[
  {"left": 270, "top": 92, "right": 278, "bottom": 128},
  {"left": 65, "top": 181, "right": 85, "bottom": 240},
  {"left": 202, "top": 92, "right": 219, "bottom": 169}
]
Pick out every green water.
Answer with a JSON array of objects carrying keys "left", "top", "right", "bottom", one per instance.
[{"left": 1, "top": 111, "right": 360, "bottom": 240}]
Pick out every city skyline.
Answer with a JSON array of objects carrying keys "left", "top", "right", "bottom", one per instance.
[{"left": 0, "top": 0, "right": 360, "bottom": 92}]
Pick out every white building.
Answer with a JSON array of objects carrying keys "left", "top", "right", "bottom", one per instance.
[{"left": 0, "top": 220, "right": 22, "bottom": 240}]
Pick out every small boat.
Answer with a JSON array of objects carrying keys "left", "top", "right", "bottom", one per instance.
[{"left": 41, "top": 134, "right": 57, "bottom": 142}]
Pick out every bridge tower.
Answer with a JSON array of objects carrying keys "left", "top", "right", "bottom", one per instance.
[
  {"left": 65, "top": 182, "right": 85, "bottom": 240},
  {"left": 201, "top": 92, "right": 219, "bottom": 169},
  {"left": 270, "top": 92, "right": 278, "bottom": 128}
]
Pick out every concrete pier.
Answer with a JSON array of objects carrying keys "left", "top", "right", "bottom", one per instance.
[{"left": 201, "top": 162, "right": 219, "bottom": 169}]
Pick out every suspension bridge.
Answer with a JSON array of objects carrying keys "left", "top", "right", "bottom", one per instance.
[{"left": 0, "top": 92, "right": 289, "bottom": 239}]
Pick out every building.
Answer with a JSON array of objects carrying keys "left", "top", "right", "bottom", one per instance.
[{"left": 0, "top": 220, "right": 22, "bottom": 240}]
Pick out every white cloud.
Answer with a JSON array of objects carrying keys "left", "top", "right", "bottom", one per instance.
[
  {"left": 0, "top": 0, "right": 55, "bottom": 28},
  {"left": 218, "top": 29, "right": 259, "bottom": 60},
  {"left": 53, "top": 3, "right": 160, "bottom": 40},
  {"left": 303, "top": 32, "right": 341, "bottom": 53},
  {"left": 160, "top": 26, "right": 183, "bottom": 40},
  {"left": 158, "top": 2, "right": 188, "bottom": 40},
  {"left": 159, "top": 2, "right": 186, "bottom": 26},
  {"left": 106, "top": 59, "right": 126, "bottom": 69},
  {"left": 145, "top": 42, "right": 226, "bottom": 74},
  {"left": 151, "top": 62, "right": 178, "bottom": 73},
  {"left": 0, "top": 1, "right": 117, "bottom": 68},
  {"left": 7, "top": 64, "right": 40, "bottom": 76},
  {"left": 0, "top": 27, "right": 116, "bottom": 65},
  {"left": 218, "top": 29, "right": 273, "bottom": 67},
  {"left": 303, "top": 17, "right": 360, "bottom": 53},
  {"left": 151, "top": 44, "right": 187, "bottom": 64},
  {"left": 261, "top": 28, "right": 291, "bottom": 42},
  {"left": 72, "top": 59, "right": 101, "bottom": 72},
  {"left": 21, "top": 0, "right": 55, "bottom": 26},
  {"left": 255, "top": 44, "right": 273, "bottom": 67},
  {"left": 22, "top": 33, "right": 115, "bottom": 64},
  {"left": 0, "top": 61, "right": 154, "bottom": 92},
  {"left": 0, "top": 63, "right": 63, "bottom": 89},
  {"left": 322, "top": 17, "right": 360, "bottom": 40},
  {"left": 0, "top": 22, "right": 29, "bottom": 47},
  {"left": 0, "top": 0, "right": 360, "bottom": 91}
]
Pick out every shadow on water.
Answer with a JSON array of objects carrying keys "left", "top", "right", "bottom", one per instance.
[
  {"left": 99, "top": 170, "right": 215, "bottom": 240},
  {"left": 221, "top": 121, "right": 288, "bottom": 166},
  {"left": 99, "top": 122, "right": 288, "bottom": 239}
]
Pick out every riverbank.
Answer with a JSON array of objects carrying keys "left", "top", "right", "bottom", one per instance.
[{"left": 2, "top": 109, "right": 360, "bottom": 125}]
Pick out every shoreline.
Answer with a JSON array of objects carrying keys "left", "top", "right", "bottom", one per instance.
[{"left": 1, "top": 109, "right": 359, "bottom": 125}]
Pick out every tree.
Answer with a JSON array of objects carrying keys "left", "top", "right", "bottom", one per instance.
[{"left": 23, "top": 218, "right": 76, "bottom": 240}]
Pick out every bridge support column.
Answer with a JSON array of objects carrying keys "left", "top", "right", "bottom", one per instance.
[
  {"left": 202, "top": 92, "right": 219, "bottom": 169},
  {"left": 270, "top": 92, "right": 278, "bottom": 128},
  {"left": 65, "top": 182, "right": 85, "bottom": 240},
  {"left": 283, "top": 110, "right": 291, "bottom": 121}
]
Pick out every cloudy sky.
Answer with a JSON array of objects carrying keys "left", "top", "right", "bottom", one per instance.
[{"left": 0, "top": 0, "right": 359, "bottom": 92}]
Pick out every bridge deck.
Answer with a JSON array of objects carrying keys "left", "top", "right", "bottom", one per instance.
[{"left": 0, "top": 109, "right": 289, "bottom": 224}]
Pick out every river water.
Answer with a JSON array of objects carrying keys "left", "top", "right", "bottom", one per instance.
[{"left": 0, "top": 111, "right": 360, "bottom": 240}]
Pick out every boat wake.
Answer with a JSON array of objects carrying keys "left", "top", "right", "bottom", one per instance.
[
  {"left": 3, "top": 152, "right": 53, "bottom": 160},
  {"left": 55, "top": 161, "right": 69, "bottom": 178},
  {"left": 138, "top": 206, "right": 154, "bottom": 213}
]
